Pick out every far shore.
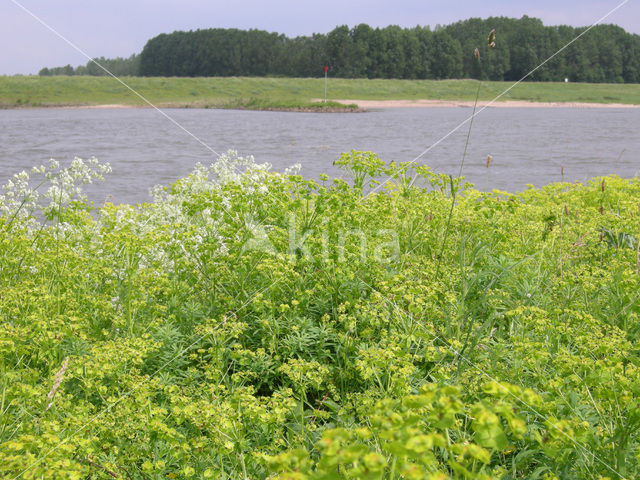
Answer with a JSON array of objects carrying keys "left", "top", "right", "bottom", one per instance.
[
  {"left": 4, "top": 98, "right": 640, "bottom": 111},
  {"left": 2, "top": 102, "right": 365, "bottom": 113},
  {"left": 47, "top": 99, "right": 640, "bottom": 110}
]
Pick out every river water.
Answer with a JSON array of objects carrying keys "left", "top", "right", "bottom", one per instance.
[{"left": 1, "top": 107, "right": 638, "bottom": 204}]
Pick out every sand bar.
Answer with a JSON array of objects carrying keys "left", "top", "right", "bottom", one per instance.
[
  {"left": 7, "top": 99, "right": 640, "bottom": 110},
  {"left": 332, "top": 99, "right": 640, "bottom": 109}
]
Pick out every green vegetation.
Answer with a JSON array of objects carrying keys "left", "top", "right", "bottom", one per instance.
[
  {"left": 222, "top": 99, "right": 361, "bottom": 112},
  {"left": 2, "top": 75, "right": 640, "bottom": 109},
  {"left": 41, "top": 17, "right": 640, "bottom": 83},
  {"left": 2, "top": 151, "right": 640, "bottom": 479}
]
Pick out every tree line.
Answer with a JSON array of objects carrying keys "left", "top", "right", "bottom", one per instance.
[
  {"left": 40, "top": 16, "right": 640, "bottom": 82},
  {"left": 39, "top": 54, "right": 140, "bottom": 77}
]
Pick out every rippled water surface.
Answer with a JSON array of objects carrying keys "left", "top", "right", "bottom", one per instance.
[{"left": 1, "top": 107, "right": 638, "bottom": 204}]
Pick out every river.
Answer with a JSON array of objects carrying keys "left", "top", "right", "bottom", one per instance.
[{"left": 1, "top": 106, "right": 638, "bottom": 204}]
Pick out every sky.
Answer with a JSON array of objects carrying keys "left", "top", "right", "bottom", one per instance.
[{"left": 1, "top": 0, "right": 638, "bottom": 75}]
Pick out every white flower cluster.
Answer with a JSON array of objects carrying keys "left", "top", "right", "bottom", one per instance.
[
  {"left": 150, "top": 150, "right": 273, "bottom": 202},
  {"left": 284, "top": 163, "right": 302, "bottom": 176},
  {"left": 109, "top": 151, "right": 276, "bottom": 273},
  {"left": 0, "top": 157, "right": 111, "bottom": 229},
  {"left": 44, "top": 157, "right": 111, "bottom": 214}
]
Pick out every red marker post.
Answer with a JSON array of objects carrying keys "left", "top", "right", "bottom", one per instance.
[{"left": 323, "top": 65, "right": 329, "bottom": 103}]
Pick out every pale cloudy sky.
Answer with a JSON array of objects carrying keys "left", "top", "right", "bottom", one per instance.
[{"left": 1, "top": 0, "right": 637, "bottom": 75}]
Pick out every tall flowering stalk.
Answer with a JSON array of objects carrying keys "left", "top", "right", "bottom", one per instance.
[{"left": 437, "top": 28, "right": 497, "bottom": 278}]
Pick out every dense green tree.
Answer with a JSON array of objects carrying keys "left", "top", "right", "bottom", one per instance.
[
  {"left": 429, "top": 30, "right": 463, "bottom": 79},
  {"left": 622, "top": 34, "right": 640, "bottom": 82},
  {"left": 350, "top": 23, "right": 374, "bottom": 77},
  {"left": 410, "top": 26, "right": 433, "bottom": 79},
  {"left": 326, "top": 25, "right": 353, "bottom": 77}
]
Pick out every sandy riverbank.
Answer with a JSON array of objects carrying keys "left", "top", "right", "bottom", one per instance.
[
  {"left": 80, "top": 104, "right": 135, "bottom": 108},
  {"left": 331, "top": 99, "right": 640, "bottom": 109}
]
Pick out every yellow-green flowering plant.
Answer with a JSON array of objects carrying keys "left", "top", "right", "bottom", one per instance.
[{"left": 1, "top": 150, "right": 639, "bottom": 479}]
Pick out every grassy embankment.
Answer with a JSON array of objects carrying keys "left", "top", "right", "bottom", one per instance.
[
  {"left": 1, "top": 75, "right": 640, "bottom": 110},
  {"left": 1, "top": 151, "right": 640, "bottom": 478}
]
